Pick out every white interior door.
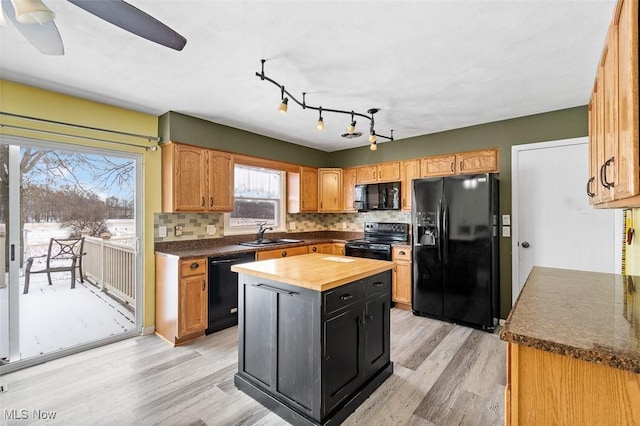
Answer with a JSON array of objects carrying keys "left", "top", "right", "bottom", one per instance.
[{"left": 512, "top": 138, "right": 621, "bottom": 303}]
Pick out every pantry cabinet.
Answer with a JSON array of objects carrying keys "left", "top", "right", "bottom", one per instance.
[
  {"left": 391, "top": 247, "right": 412, "bottom": 309},
  {"left": 588, "top": 0, "right": 639, "bottom": 208},
  {"left": 318, "top": 168, "right": 343, "bottom": 212},
  {"left": 161, "top": 142, "right": 234, "bottom": 213}
]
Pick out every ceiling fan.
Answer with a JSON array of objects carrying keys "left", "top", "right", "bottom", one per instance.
[{"left": 0, "top": 0, "right": 187, "bottom": 55}]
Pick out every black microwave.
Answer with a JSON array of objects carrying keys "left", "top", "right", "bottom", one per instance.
[{"left": 354, "top": 182, "right": 401, "bottom": 211}]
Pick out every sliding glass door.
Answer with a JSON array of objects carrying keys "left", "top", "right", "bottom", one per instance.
[{"left": 0, "top": 136, "right": 142, "bottom": 368}]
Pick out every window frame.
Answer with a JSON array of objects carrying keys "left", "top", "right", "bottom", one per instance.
[{"left": 223, "top": 164, "right": 287, "bottom": 236}]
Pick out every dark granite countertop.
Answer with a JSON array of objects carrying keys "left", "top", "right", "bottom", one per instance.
[
  {"left": 154, "top": 231, "right": 362, "bottom": 260},
  {"left": 500, "top": 266, "right": 640, "bottom": 374}
]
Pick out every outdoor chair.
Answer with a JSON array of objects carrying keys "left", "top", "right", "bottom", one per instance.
[{"left": 23, "top": 237, "right": 86, "bottom": 294}]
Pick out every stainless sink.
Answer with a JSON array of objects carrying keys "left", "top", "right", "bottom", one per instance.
[{"left": 239, "top": 238, "right": 303, "bottom": 247}]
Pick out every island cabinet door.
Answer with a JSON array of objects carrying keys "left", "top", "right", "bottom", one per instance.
[
  {"left": 363, "top": 291, "right": 391, "bottom": 376},
  {"left": 238, "top": 277, "right": 322, "bottom": 419},
  {"left": 322, "top": 305, "right": 365, "bottom": 417}
]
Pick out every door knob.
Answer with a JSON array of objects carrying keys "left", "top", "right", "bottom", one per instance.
[{"left": 521, "top": 241, "right": 530, "bottom": 248}]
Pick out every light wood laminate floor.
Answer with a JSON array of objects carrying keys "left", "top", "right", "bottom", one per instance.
[{"left": 0, "top": 309, "right": 506, "bottom": 425}]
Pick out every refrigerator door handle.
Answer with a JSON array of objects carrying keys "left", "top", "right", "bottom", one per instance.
[
  {"left": 436, "top": 199, "right": 442, "bottom": 261},
  {"left": 442, "top": 202, "right": 449, "bottom": 264}
]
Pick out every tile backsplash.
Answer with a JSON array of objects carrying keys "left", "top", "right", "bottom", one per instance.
[{"left": 154, "top": 211, "right": 411, "bottom": 242}]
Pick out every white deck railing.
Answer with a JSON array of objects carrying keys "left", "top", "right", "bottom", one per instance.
[{"left": 83, "top": 236, "right": 135, "bottom": 306}]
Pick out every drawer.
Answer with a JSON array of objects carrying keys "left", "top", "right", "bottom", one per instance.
[
  {"left": 365, "top": 272, "right": 390, "bottom": 296},
  {"left": 256, "top": 245, "right": 308, "bottom": 260},
  {"left": 392, "top": 247, "right": 412, "bottom": 261},
  {"left": 324, "top": 281, "right": 364, "bottom": 315},
  {"left": 180, "top": 258, "right": 206, "bottom": 277}
]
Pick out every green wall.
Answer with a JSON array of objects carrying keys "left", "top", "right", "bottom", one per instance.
[
  {"left": 330, "top": 106, "right": 589, "bottom": 319},
  {"left": 161, "top": 106, "right": 588, "bottom": 319},
  {"left": 159, "top": 111, "right": 329, "bottom": 167}
]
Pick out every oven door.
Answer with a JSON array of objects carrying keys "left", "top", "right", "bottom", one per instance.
[{"left": 345, "top": 243, "right": 391, "bottom": 261}]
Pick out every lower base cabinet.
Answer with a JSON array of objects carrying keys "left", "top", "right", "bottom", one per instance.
[{"left": 235, "top": 271, "right": 393, "bottom": 425}]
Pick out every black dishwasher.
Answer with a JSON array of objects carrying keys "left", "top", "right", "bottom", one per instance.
[{"left": 206, "top": 252, "right": 255, "bottom": 335}]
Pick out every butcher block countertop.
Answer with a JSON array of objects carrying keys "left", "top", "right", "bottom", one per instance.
[
  {"left": 231, "top": 253, "right": 394, "bottom": 292},
  {"left": 500, "top": 266, "right": 640, "bottom": 373}
]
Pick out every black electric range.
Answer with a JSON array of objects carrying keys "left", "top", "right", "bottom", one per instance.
[{"left": 345, "top": 222, "right": 409, "bottom": 261}]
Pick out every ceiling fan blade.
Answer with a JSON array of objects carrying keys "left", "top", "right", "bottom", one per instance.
[
  {"left": 2, "top": 0, "right": 64, "bottom": 55},
  {"left": 67, "top": 0, "right": 186, "bottom": 51}
]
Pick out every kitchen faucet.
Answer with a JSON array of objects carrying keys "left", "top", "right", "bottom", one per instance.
[{"left": 256, "top": 222, "right": 273, "bottom": 243}]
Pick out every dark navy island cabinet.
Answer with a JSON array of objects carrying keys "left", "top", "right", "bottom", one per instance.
[{"left": 234, "top": 271, "right": 393, "bottom": 426}]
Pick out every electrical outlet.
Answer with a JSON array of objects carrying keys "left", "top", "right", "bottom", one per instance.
[
  {"left": 206, "top": 225, "right": 217, "bottom": 235},
  {"left": 502, "top": 226, "right": 511, "bottom": 237},
  {"left": 158, "top": 226, "right": 167, "bottom": 238},
  {"left": 175, "top": 225, "right": 183, "bottom": 237},
  {"left": 289, "top": 221, "right": 296, "bottom": 230}
]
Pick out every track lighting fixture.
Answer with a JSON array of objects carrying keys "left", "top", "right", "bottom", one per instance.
[
  {"left": 316, "top": 107, "right": 325, "bottom": 130},
  {"left": 12, "top": 0, "right": 56, "bottom": 24},
  {"left": 257, "top": 59, "right": 394, "bottom": 147}
]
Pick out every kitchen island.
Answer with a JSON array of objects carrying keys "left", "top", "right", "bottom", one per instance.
[
  {"left": 500, "top": 267, "right": 640, "bottom": 425},
  {"left": 231, "top": 253, "right": 394, "bottom": 425}
]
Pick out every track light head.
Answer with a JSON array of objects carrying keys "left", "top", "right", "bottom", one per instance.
[
  {"left": 316, "top": 117, "right": 324, "bottom": 130},
  {"left": 370, "top": 141, "right": 378, "bottom": 151},
  {"left": 369, "top": 130, "right": 376, "bottom": 143},
  {"left": 347, "top": 120, "right": 356, "bottom": 134},
  {"left": 13, "top": 0, "right": 56, "bottom": 24},
  {"left": 278, "top": 97, "right": 288, "bottom": 114}
]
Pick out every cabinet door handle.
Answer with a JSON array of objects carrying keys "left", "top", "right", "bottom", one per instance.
[
  {"left": 281, "top": 251, "right": 287, "bottom": 257},
  {"left": 253, "top": 283, "right": 297, "bottom": 296},
  {"left": 320, "top": 201, "right": 323, "bottom": 209},
  {"left": 340, "top": 294, "right": 354, "bottom": 301},
  {"left": 202, "top": 280, "right": 206, "bottom": 291},
  {"left": 460, "top": 161, "right": 463, "bottom": 171},
  {"left": 312, "top": 246, "right": 317, "bottom": 252},
  {"left": 379, "top": 171, "right": 382, "bottom": 179},
  {"left": 451, "top": 162, "right": 454, "bottom": 172},
  {"left": 586, "top": 177, "right": 595, "bottom": 197},
  {"left": 201, "top": 196, "right": 205, "bottom": 207},
  {"left": 600, "top": 157, "right": 615, "bottom": 189},
  {"left": 190, "top": 262, "right": 200, "bottom": 269},
  {"left": 399, "top": 250, "right": 406, "bottom": 255},
  {"left": 372, "top": 171, "right": 375, "bottom": 179},
  {"left": 210, "top": 197, "right": 213, "bottom": 207},
  {"left": 372, "top": 281, "right": 385, "bottom": 287}
]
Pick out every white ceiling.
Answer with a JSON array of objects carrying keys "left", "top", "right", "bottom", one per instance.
[{"left": 0, "top": 0, "right": 617, "bottom": 152}]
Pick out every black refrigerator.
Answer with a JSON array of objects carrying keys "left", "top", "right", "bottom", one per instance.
[{"left": 412, "top": 173, "right": 499, "bottom": 331}]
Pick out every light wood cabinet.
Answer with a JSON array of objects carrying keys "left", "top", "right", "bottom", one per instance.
[
  {"left": 332, "top": 242, "right": 345, "bottom": 256},
  {"left": 155, "top": 255, "right": 208, "bottom": 345},
  {"left": 400, "top": 160, "right": 420, "bottom": 211},
  {"left": 307, "top": 243, "right": 333, "bottom": 254},
  {"left": 318, "top": 168, "right": 342, "bottom": 212},
  {"left": 391, "top": 247, "right": 412, "bottom": 309},
  {"left": 288, "top": 166, "right": 318, "bottom": 213},
  {"left": 255, "top": 245, "right": 308, "bottom": 261},
  {"left": 421, "top": 154, "right": 456, "bottom": 177},
  {"left": 342, "top": 167, "right": 358, "bottom": 212},
  {"left": 161, "top": 142, "right": 234, "bottom": 212},
  {"left": 421, "top": 149, "right": 498, "bottom": 178},
  {"left": 505, "top": 342, "right": 640, "bottom": 425},
  {"left": 356, "top": 162, "right": 401, "bottom": 184},
  {"left": 588, "top": 0, "right": 639, "bottom": 208}
]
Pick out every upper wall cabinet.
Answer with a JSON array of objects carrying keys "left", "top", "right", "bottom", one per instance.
[
  {"left": 288, "top": 166, "right": 318, "bottom": 213},
  {"left": 161, "top": 142, "right": 234, "bottom": 213},
  {"left": 400, "top": 160, "right": 420, "bottom": 211},
  {"left": 318, "top": 168, "right": 343, "bottom": 212},
  {"left": 342, "top": 167, "right": 358, "bottom": 213},
  {"left": 421, "top": 148, "right": 499, "bottom": 178},
  {"left": 356, "top": 161, "right": 401, "bottom": 184},
  {"left": 588, "top": 0, "right": 639, "bottom": 208}
]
